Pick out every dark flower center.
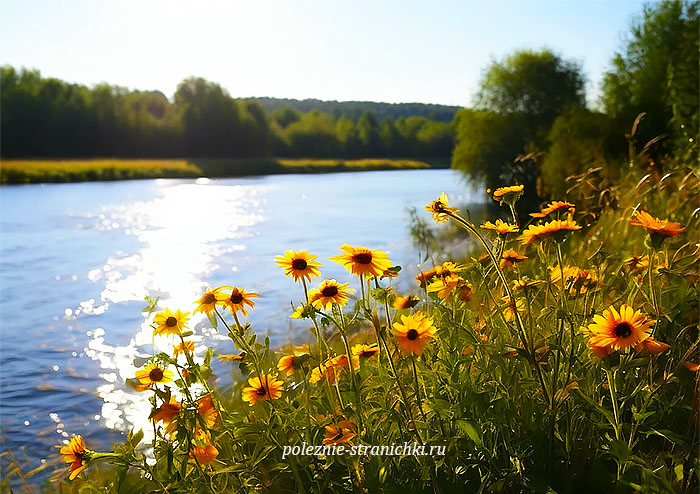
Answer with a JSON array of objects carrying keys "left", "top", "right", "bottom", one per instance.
[
  {"left": 353, "top": 252, "right": 372, "bottom": 265},
  {"left": 292, "top": 259, "right": 308, "bottom": 270},
  {"left": 290, "top": 356, "right": 300, "bottom": 368},
  {"left": 333, "top": 431, "right": 344, "bottom": 441},
  {"left": 165, "top": 316, "right": 178, "bottom": 327},
  {"left": 321, "top": 285, "right": 339, "bottom": 297},
  {"left": 149, "top": 368, "right": 164, "bottom": 381},
  {"left": 230, "top": 293, "right": 243, "bottom": 304},
  {"left": 613, "top": 322, "right": 632, "bottom": 338},
  {"left": 406, "top": 329, "right": 419, "bottom": 341},
  {"left": 203, "top": 293, "right": 216, "bottom": 304},
  {"left": 256, "top": 386, "right": 267, "bottom": 396}
]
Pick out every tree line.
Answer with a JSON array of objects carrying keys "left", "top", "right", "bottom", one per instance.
[
  {"left": 452, "top": 0, "right": 698, "bottom": 199},
  {"left": 0, "top": 70, "right": 454, "bottom": 160}
]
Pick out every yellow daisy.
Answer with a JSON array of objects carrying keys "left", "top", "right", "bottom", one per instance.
[
  {"left": 221, "top": 287, "right": 258, "bottom": 315},
  {"left": 153, "top": 308, "right": 190, "bottom": 337},
  {"left": 309, "top": 279, "right": 352, "bottom": 310},
  {"left": 275, "top": 250, "right": 322, "bottom": 283},
  {"left": 425, "top": 192, "right": 458, "bottom": 223},
  {"left": 329, "top": 244, "right": 392, "bottom": 278}
]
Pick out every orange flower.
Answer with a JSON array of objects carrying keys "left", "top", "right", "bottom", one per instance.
[
  {"left": 492, "top": 185, "right": 524, "bottom": 203},
  {"left": 635, "top": 337, "right": 670, "bottom": 356},
  {"left": 190, "top": 444, "right": 219, "bottom": 465},
  {"left": 277, "top": 354, "right": 303, "bottom": 376},
  {"left": 630, "top": 210, "right": 685, "bottom": 237},
  {"left": 193, "top": 287, "right": 229, "bottom": 315},
  {"left": 197, "top": 393, "right": 219, "bottom": 428},
  {"left": 520, "top": 219, "right": 582, "bottom": 245},
  {"left": 530, "top": 201, "right": 575, "bottom": 218},
  {"left": 59, "top": 435, "right": 90, "bottom": 480},
  {"left": 309, "top": 354, "right": 357, "bottom": 384},
  {"left": 503, "top": 297, "right": 525, "bottom": 322},
  {"left": 425, "top": 192, "right": 458, "bottom": 224},
  {"left": 393, "top": 295, "right": 420, "bottom": 310},
  {"left": 587, "top": 304, "right": 654, "bottom": 353},
  {"left": 624, "top": 255, "right": 650, "bottom": 272},
  {"left": 221, "top": 287, "right": 258, "bottom": 315},
  {"left": 241, "top": 375, "right": 283, "bottom": 405},
  {"left": 392, "top": 311, "right": 437, "bottom": 355},
  {"left": 480, "top": 219, "right": 519, "bottom": 234},
  {"left": 685, "top": 362, "right": 699, "bottom": 372},
  {"left": 415, "top": 266, "right": 438, "bottom": 288},
  {"left": 323, "top": 420, "right": 357, "bottom": 445},
  {"left": 427, "top": 273, "right": 463, "bottom": 300},
  {"left": 275, "top": 250, "right": 322, "bottom": 283},
  {"left": 174, "top": 340, "right": 195, "bottom": 356},
  {"left": 153, "top": 397, "right": 181, "bottom": 434},
  {"left": 500, "top": 249, "right": 528, "bottom": 269},
  {"left": 351, "top": 343, "right": 379, "bottom": 359},
  {"left": 329, "top": 244, "right": 392, "bottom": 278}
]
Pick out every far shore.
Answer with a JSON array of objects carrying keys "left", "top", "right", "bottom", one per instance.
[{"left": 0, "top": 157, "right": 450, "bottom": 185}]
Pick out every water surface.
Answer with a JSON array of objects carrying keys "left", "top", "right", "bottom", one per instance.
[{"left": 0, "top": 169, "right": 479, "bottom": 476}]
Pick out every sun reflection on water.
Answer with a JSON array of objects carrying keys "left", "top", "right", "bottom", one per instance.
[{"left": 80, "top": 181, "right": 269, "bottom": 440}]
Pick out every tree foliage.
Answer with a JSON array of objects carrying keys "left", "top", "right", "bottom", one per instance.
[
  {"left": 0, "top": 67, "right": 453, "bottom": 160},
  {"left": 601, "top": 0, "right": 699, "bottom": 156}
]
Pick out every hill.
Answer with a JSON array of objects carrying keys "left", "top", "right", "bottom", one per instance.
[{"left": 240, "top": 97, "right": 462, "bottom": 122}]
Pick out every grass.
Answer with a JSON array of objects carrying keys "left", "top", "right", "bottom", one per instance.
[{"left": 0, "top": 158, "right": 438, "bottom": 184}]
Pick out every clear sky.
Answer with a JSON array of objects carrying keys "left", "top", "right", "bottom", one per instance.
[{"left": 0, "top": 0, "right": 649, "bottom": 107}]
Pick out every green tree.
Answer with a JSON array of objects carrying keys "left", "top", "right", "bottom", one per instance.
[
  {"left": 602, "top": 0, "right": 699, "bottom": 157},
  {"left": 453, "top": 50, "right": 586, "bottom": 198}
]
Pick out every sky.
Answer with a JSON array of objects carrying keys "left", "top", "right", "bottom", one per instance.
[{"left": 0, "top": 0, "right": 650, "bottom": 107}]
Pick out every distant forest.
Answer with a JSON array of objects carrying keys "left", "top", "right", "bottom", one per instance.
[
  {"left": 245, "top": 97, "right": 460, "bottom": 122},
  {"left": 0, "top": 67, "right": 456, "bottom": 160}
]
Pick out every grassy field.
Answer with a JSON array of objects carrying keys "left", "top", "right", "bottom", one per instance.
[{"left": 0, "top": 158, "right": 439, "bottom": 184}]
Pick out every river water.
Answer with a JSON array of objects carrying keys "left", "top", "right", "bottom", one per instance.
[{"left": 0, "top": 169, "right": 479, "bottom": 478}]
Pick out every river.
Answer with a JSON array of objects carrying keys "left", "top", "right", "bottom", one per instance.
[{"left": 0, "top": 169, "right": 480, "bottom": 478}]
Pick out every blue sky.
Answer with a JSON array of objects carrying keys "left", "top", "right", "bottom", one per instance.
[{"left": 0, "top": 0, "right": 649, "bottom": 107}]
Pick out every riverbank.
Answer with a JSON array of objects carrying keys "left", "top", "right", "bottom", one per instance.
[{"left": 0, "top": 158, "right": 446, "bottom": 184}]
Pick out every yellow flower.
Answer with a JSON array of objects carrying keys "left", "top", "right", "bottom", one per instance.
[
  {"left": 275, "top": 250, "right": 322, "bottom": 283},
  {"left": 425, "top": 192, "right": 457, "bottom": 223},
  {"left": 323, "top": 420, "right": 357, "bottom": 445},
  {"left": 427, "top": 273, "right": 463, "bottom": 300},
  {"left": 548, "top": 265, "right": 598, "bottom": 296},
  {"left": 392, "top": 311, "right": 437, "bottom": 355},
  {"left": 309, "top": 279, "right": 352, "bottom": 310},
  {"left": 221, "top": 287, "right": 258, "bottom": 315},
  {"left": 392, "top": 295, "right": 420, "bottom": 310},
  {"left": 630, "top": 210, "right": 685, "bottom": 237},
  {"left": 520, "top": 219, "right": 582, "bottom": 245},
  {"left": 193, "top": 286, "right": 229, "bottom": 315},
  {"left": 153, "top": 308, "right": 190, "bottom": 337},
  {"left": 351, "top": 343, "right": 379, "bottom": 359},
  {"left": 60, "top": 435, "right": 90, "bottom": 480},
  {"left": 624, "top": 255, "right": 650, "bottom": 272},
  {"left": 277, "top": 354, "right": 303, "bottom": 376},
  {"left": 480, "top": 219, "right": 519, "bottom": 234},
  {"left": 189, "top": 444, "right": 219, "bottom": 465},
  {"left": 241, "top": 374, "right": 283, "bottom": 405},
  {"left": 174, "top": 340, "right": 195, "bottom": 356},
  {"left": 530, "top": 201, "right": 575, "bottom": 218},
  {"left": 503, "top": 297, "right": 525, "bottom": 322},
  {"left": 587, "top": 304, "right": 654, "bottom": 353},
  {"left": 218, "top": 353, "right": 246, "bottom": 363},
  {"left": 309, "top": 354, "right": 357, "bottom": 384},
  {"left": 500, "top": 249, "right": 528, "bottom": 269},
  {"left": 329, "top": 244, "right": 392, "bottom": 278},
  {"left": 492, "top": 185, "right": 524, "bottom": 203},
  {"left": 134, "top": 362, "right": 174, "bottom": 388}
]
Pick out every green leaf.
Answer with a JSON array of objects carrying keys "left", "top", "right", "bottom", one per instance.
[{"left": 456, "top": 420, "right": 482, "bottom": 446}]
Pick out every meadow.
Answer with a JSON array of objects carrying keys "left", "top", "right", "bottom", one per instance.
[
  {"left": 4, "top": 156, "right": 694, "bottom": 493},
  {"left": 0, "top": 158, "right": 434, "bottom": 184}
]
